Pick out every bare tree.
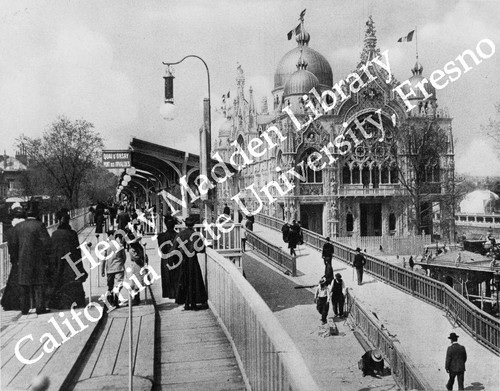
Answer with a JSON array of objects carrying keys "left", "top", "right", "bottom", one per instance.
[
  {"left": 17, "top": 116, "right": 104, "bottom": 208},
  {"left": 482, "top": 102, "right": 500, "bottom": 158},
  {"left": 391, "top": 118, "right": 451, "bottom": 236}
]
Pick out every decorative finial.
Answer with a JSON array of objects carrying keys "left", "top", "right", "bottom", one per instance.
[{"left": 359, "top": 15, "right": 380, "bottom": 65}]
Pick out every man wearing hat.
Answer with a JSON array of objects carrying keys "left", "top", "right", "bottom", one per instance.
[
  {"left": 330, "top": 273, "right": 346, "bottom": 317},
  {"left": 11, "top": 203, "right": 51, "bottom": 315},
  {"left": 360, "top": 349, "right": 384, "bottom": 377},
  {"left": 445, "top": 332, "right": 467, "bottom": 390},
  {"left": 353, "top": 247, "right": 367, "bottom": 285}
]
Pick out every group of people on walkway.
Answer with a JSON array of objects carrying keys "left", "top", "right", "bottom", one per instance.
[
  {"left": 2, "top": 203, "right": 87, "bottom": 314},
  {"left": 281, "top": 220, "right": 303, "bottom": 256},
  {"left": 157, "top": 215, "right": 208, "bottom": 311}
]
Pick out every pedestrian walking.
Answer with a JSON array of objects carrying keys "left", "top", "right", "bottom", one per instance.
[
  {"left": 101, "top": 230, "right": 127, "bottom": 307},
  {"left": 241, "top": 224, "right": 247, "bottom": 252},
  {"left": 445, "top": 332, "right": 467, "bottom": 390},
  {"left": 48, "top": 212, "right": 87, "bottom": 309},
  {"left": 158, "top": 217, "right": 180, "bottom": 299},
  {"left": 174, "top": 217, "right": 208, "bottom": 311},
  {"left": 11, "top": 203, "right": 51, "bottom": 315},
  {"left": 1, "top": 204, "right": 26, "bottom": 311},
  {"left": 127, "top": 231, "right": 148, "bottom": 305},
  {"left": 322, "top": 237, "right": 334, "bottom": 264},
  {"left": 281, "top": 220, "right": 290, "bottom": 243},
  {"left": 245, "top": 214, "right": 255, "bottom": 231},
  {"left": 353, "top": 247, "right": 366, "bottom": 285},
  {"left": 223, "top": 203, "right": 231, "bottom": 216},
  {"left": 116, "top": 205, "right": 131, "bottom": 231},
  {"left": 330, "top": 273, "right": 346, "bottom": 317},
  {"left": 409, "top": 256, "right": 415, "bottom": 271},
  {"left": 288, "top": 221, "right": 300, "bottom": 257},
  {"left": 314, "top": 276, "right": 330, "bottom": 324}
]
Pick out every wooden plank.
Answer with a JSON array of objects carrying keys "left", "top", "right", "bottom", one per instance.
[
  {"left": 0, "top": 315, "right": 62, "bottom": 388},
  {"left": 160, "top": 358, "right": 242, "bottom": 385},
  {"left": 160, "top": 341, "right": 234, "bottom": 363},
  {"left": 1, "top": 323, "right": 30, "bottom": 368},
  {"left": 76, "top": 315, "right": 114, "bottom": 380},
  {"left": 91, "top": 317, "right": 127, "bottom": 378},
  {"left": 112, "top": 314, "right": 141, "bottom": 376},
  {"left": 163, "top": 379, "right": 246, "bottom": 391},
  {"left": 161, "top": 330, "right": 228, "bottom": 346},
  {"left": 133, "top": 313, "right": 155, "bottom": 379}
]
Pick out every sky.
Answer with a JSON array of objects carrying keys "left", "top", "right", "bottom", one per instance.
[{"left": 1, "top": 0, "right": 499, "bottom": 176}]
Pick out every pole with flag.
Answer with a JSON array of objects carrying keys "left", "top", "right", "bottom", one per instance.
[
  {"left": 287, "top": 9, "right": 306, "bottom": 40},
  {"left": 397, "top": 27, "right": 418, "bottom": 61}
]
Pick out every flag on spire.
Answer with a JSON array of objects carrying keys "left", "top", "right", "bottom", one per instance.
[
  {"left": 287, "top": 23, "right": 302, "bottom": 40},
  {"left": 299, "top": 9, "right": 306, "bottom": 20},
  {"left": 398, "top": 30, "right": 415, "bottom": 42}
]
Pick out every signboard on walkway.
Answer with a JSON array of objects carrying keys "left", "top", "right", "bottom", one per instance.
[{"left": 102, "top": 150, "right": 131, "bottom": 168}]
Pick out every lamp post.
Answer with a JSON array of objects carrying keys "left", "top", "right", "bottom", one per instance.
[
  {"left": 161, "top": 55, "right": 211, "bottom": 223},
  {"left": 160, "top": 54, "right": 212, "bottom": 291}
]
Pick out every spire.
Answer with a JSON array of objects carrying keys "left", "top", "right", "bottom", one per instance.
[
  {"left": 359, "top": 15, "right": 381, "bottom": 64},
  {"left": 296, "top": 11, "right": 310, "bottom": 46},
  {"left": 412, "top": 61, "right": 423, "bottom": 75},
  {"left": 249, "top": 86, "right": 255, "bottom": 114}
]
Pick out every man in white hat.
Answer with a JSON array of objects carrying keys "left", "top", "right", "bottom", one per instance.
[{"left": 360, "top": 349, "right": 384, "bottom": 377}]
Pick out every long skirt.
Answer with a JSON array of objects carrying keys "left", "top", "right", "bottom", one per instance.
[{"left": 1, "top": 264, "right": 22, "bottom": 311}]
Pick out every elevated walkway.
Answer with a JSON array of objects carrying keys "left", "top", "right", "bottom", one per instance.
[
  {"left": 1, "top": 225, "right": 247, "bottom": 390},
  {"left": 251, "top": 222, "right": 500, "bottom": 391}
]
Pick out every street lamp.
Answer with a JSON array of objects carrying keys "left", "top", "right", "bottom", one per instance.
[{"left": 160, "top": 55, "right": 212, "bottom": 222}]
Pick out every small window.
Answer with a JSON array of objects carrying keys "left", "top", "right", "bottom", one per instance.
[
  {"left": 389, "top": 213, "right": 396, "bottom": 231},
  {"left": 346, "top": 213, "right": 354, "bottom": 232}
]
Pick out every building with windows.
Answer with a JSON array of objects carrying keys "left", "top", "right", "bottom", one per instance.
[
  {"left": 0, "top": 151, "right": 27, "bottom": 202},
  {"left": 212, "top": 16, "right": 455, "bottom": 239}
]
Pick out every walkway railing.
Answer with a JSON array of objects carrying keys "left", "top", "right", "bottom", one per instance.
[
  {"left": 246, "top": 230, "right": 296, "bottom": 276},
  {"left": 346, "top": 291, "right": 433, "bottom": 390},
  {"left": 0, "top": 207, "right": 91, "bottom": 292},
  {"left": 206, "top": 247, "right": 320, "bottom": 391},
  {"left": 255, "top": 214, "right": 500, "bottom": 354}
]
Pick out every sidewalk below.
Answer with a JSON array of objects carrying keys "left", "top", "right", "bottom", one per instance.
[{"left": 250, "top": 223, "right": 500, "bottom": 391}]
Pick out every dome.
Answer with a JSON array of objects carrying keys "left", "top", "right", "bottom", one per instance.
[
  {"left": 274, "top": 28, "right": 333, "bottom": 90},
  {"left": 460, "top": 190, "right": 499, "bottom": 214},
  {"left": 402, "top": 61, "right": 437, "bottom": 101},
  {"left": 283, "top": 58, "right": 319, "bottom": 97}
]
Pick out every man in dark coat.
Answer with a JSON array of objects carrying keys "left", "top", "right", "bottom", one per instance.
[
  {"left": 360, "top": 349, "right": 384, "bottom": 377},
  {"left": 288, "top": 221, "right": 300, "bottom": 256},
  {"left": 223, "top": 203, "right": 231, "bottom": 216},
  {"left": 281, "top": 221, "right": 290, "bottom": 243},
  {"left": 116, "top": 205, "right": 131, "bottom": 231},
  {"left": 353, "top": 247, "right": 366, "bottom": 285},
  {"left": 157, "top": 217, "right": 180, "bottom": 299},
  {"left": 445, "top": 332, "right": 467, "bottom": 390},
  {"left": 322, "top": 237, "right": 334, "bottom": 264},
  {"left": 11, "top": 205, "right": 51, "bottom": 314},
  {"left": 174, "top": 217, "right": 207, "bottom": 310}
]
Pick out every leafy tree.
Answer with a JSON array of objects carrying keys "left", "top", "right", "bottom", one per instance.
[
  {"left": 80, "top": 165, "right": 119, "bottom": 206},
  {"left": 17, "top": 116, "right": 103, "bottom": 208},
  {"left": 391, "top": 118, "right": 453, "bottom": 236}
]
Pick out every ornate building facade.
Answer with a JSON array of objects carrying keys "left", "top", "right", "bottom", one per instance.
[{"left": 213, "top": 17, "right": 455, "bottom": 239}]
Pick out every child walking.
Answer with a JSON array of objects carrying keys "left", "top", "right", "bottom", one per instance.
[
  {"left": 101, "top": 230, "right": 127, "bottom": 307},
  {"left": 314, "top": 276, "right": 330, "bottom": 324}
]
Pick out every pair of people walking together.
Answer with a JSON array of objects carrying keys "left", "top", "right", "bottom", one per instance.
[{"left": 314, "top": 273, "right": 346, "bottom": 324}]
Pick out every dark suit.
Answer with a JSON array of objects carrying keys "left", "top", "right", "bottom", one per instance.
[
  {"left": 445, "top": 342, "right": 467, "bottom": 390},
  {"left": 322, "top": 242, "right": 334, "bottom": 262},
  {"left": 11, "top": 218, "right": 51, "bottom": 313},
  {"left": 353, "top": 252, "right": 366, "bottom": 285}
]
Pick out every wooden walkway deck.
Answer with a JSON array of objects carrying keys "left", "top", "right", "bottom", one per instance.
[{"left": 1, "top": 229, "right": 247, "bottom": 390}]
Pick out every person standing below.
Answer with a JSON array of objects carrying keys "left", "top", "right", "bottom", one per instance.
[
  {"left": 330, "top": 273, "right": 346, "bottom": 317},
  {"left": 128, "top": 233, "right": 148, "bottom": 305},
  {"left": 281, "top": 220, "right": 290, "bottom": 243},
  {"left": 353, "top": 247, "right": 366, "bottom": 285},
  {"left": 314, "top": 276, "right": 330, "bottom": 325},
  {"left": 245, "top": 214, "right": 255, "bottom": 231},
  {"left": 288, "top": 221, "right": 299, "bottom": 257},
  {"left": 48, "top": 213, "right": 87, "bottom": 309},
  {"left": 157, "top": 217, "right": 180, "bottom": 299},
  {"left": 241, "top": 223, "right": 248, "bottom": 252},
  {"left": 174, "top": 217, "right": 208, "bottom": 311},
  {"left": 11, "top": 204, "right": 51, "bottom": 315},
  {"left": 445, "top": 332, "right": 467, "bottom": 390},
  {"left": 360, "top": 349, "right": 384, "bottom": 377},
  {"left": 409, "top": 256, "right": 415, "bottom": 271}
]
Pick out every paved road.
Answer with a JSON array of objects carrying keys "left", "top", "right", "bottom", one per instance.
[{"left": 243, "top": 251, "right": 400, "bottom": 391}]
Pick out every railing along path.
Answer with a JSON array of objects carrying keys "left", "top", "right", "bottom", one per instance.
[{"left": 255, "top": 214, "right": 500, "bottom": 355}]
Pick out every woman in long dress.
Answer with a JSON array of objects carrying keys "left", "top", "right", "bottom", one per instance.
[
  {"left": 1, "top": 206, "right": 25, "bottom": 311},
  {"left": 157, "top": 217, "right": 180, "bottom": 298},
  {"left": 48, "top": 213, "right": 87, "bottom": 309}
]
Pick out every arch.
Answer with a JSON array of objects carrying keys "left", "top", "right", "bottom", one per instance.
[{"left": 299, "top": 147, "right": 323, "bottom": 183}]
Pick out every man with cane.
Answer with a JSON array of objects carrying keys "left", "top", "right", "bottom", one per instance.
[{"left": 353, "top": 248, "right": 366, "bottom": 285}]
